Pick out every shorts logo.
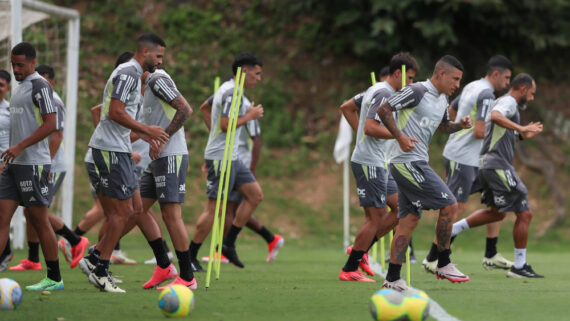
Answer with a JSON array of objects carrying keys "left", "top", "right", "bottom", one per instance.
[
  {"left": 441, "top": 192, "right": 449, "bottom": 199},
  {"left": 20, "top": 180, "right": 33, "bottom": 192},
  {"left": 41, "top": 185, "right": 49, "bottom": 195},
  {"left": 357, "top": 188, "right": 366, "bottom": 198},
  {"left": 160, "top": 193, "right": 165, "bottom": 199},
  {"left": 412, "top": 200, "right": 422, "bottom": 208},
  {"left": 494, "top": 195, "right": 506, "bottom": 206},
  {"left": 457, "top": 187, "right": 463, "bottom": 197},
  {"left": 179, "top": 184, "right": 186, "bottom": 193},
  {"left": 29, "top": 196, "right": 37, "bottom": 202},
  {"left": 380, "top": 194, "right": 386, "bottom": 204},
  {"left": 101, "top": 178, "right": 109, "bottom": 188},
  {"left": 521, "top": 199, "right": 528, "bottom": 207},
  {"left": 155, "top": 175, "right": 166, "bottom": 188},
  {"left": 121, "top": 184, "right": 128, "bottom": 195},
  {"left": 206, "top": 180, "right": 213, "bottom": 190}
]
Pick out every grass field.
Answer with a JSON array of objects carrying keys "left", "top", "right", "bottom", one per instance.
[{"left": 0, "top": 228, "right": 567, "bottom": 321}]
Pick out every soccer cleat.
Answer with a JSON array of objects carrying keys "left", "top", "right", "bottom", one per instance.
[
  {"left": 421, "top": 258, "right": 437, "bottom": 274},
  {"left": 507, "top": 264, "right": 544, "bottom": 278},
  {"left": 222, "top": 245, "right": 244, "bottom": 268},
  {"left": 26, "top": 277, "right": 64, "bottom": 291},
  {"left": 346, "top": 245, "right": 374, "bottom": 276},
  {"left": 266, "top": 234, "right": 285, "bottom": 262},
  {"left": 201, "top": 252, "right": 230, "bottom": 264},
  {"left": 0, "top": 251, "right": 14, "bottom": 272},
  {"left": 9, "top": 259, "right": 42, "bottom": 271},
  {"left": 339, "top": 270, "right": 375, "bottom": 282},
  {"left": 436, "top": 263, "right": 470, "bottom": 283},
  {"left": 142, "top": 264, "right": 178, "bottom": 289},
  {"left": 483, "top": 253, "right": 514, "bottom": 270},
  {"left": 88, "top": 272, "right": 126, "bottom": 293},
  {"left": 110, "top": 250, "right": 137, "bottom": 265},
  {"left": 382, "top": 278, "right": 408, "bottom": 292},
  {"left": 58, "top": 239, "right": 73, "bottom": 263},
  {"left": 157, "top": 276, "right": 198, "bottom": 291},
  {"left": 190, "top": 258, "right": 206, "bottom": 272},
  {"left": 70, "top": 236, "right": 90, "bottom": 269},
  {"left": 79, "top": 257, "right": 96, "bottom": 276},
  {"left": 144, "top": 251, "right": 174, "bottom": 265}
]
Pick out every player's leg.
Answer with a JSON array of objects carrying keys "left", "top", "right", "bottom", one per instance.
[
  {"left": 434, "top": 202, "right": 469, "bottom": 283},
  {"left": 0, "top": 199, "right": 19, "bottom": 272},
  {"left": 383, "top": 212, "right": 418, "bottom": 291},
  {"left": 189, "top": 201, "right": 215, "bottom": 272},
  {"left": 10, "top": 209, "right": 42, "bottom": 271},
  {"left": 144, "top": 207, "right": 173, "bottom": 265},
  {"left": 507, "top": 208, "right": 541, "bottom": 277}
]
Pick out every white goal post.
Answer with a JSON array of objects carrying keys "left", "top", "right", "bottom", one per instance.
[{"left": 0, "top": 0, "right": 79, "bottom": 249}]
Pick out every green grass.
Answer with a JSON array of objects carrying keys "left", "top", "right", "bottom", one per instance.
[{"left": 1, "top": 230, "right": 567, "bottom": 321}]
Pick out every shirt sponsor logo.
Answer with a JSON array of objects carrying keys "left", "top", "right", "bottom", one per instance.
[
  {"left": 155, "top": 175, "right": 166, "bottom": 188},
  {"left": 9, "top": 107, "right": 25, "bottom": 114},
  {"left": 419, "top": 116, "right": 440, "bottom": 129}
]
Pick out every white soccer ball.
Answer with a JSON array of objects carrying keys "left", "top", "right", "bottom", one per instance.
[{"left": 0, "top": 278, "right": 23, "bottom": 310}]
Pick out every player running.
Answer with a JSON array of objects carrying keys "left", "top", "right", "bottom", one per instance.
[
  {"left": 0, "top": 69, "right": 14, "bottom": 272},
  {"left": 450, "top": 73, "right": 544, "bottom": 278}
]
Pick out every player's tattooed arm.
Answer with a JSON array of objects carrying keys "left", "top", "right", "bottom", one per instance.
[
  {"left": 378, "top": 102, "right": 419, "bottom": 152},
  {"left": 165, "top": 95, "right": 193, "bottom": 136},
  {"left": 438, "top": 115, "right": 472, "bottom": 134}
]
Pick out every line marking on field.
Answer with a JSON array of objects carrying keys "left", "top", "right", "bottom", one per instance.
[{"left": 370, "top": 262, "right": 461, "bottom": 321}]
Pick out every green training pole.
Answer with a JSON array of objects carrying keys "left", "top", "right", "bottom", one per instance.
[
  {"left": 215, "top": 71, "right": 246, "bottom": 279},
  {"left": 370, "top": 71, "right": 377, "bottom": 85},
  {"left": 369, "top": 71, "right": 378, "bottom": 264},
  {"left": 205, "top": 67, "right": 242, "bottom": 289},
  {"left": 214, "top": 76, "right": 220, "bottom": 93},
  {"left": 401, "top": 64, "right": 411, "bottom": 286}
]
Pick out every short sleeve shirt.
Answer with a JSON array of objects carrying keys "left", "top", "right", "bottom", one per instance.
[
  {"left": 479, "top": 94, "right": 520, "bottom": 169},
  {"left": 89, "top": 59, "right": 143, "bottom": 153},
  {"left": 9, "top": 72, "right": 57, "bottom": 165},
  {"left": 0, "top": 99, "right": 10, "bottom": 156},
  {"left": 143, "top": 69, "right": 187, "bottom": 157},
  {"left": 50, "top": 91, "right": 67, "bottom": 172},
  {"left": 443, "top": 78, "right": 495, "bottom": 167},
  {"left": 132, "top": 103, "right": 151, "bottom": 169},
  {"left": 387, "top": 79, "right": 450, "bottom": 163},
  {"left": 350, "top": 82, "right": 395, "bottom": 166},
  {"left": 237, "top": 96, "right": 260, "bottom": 164}
]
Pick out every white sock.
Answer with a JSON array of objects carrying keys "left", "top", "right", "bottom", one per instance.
[
  {"left": 451, "top": 219, "right": 470, "bottom": 237},
  {"left": 514, "top": 248, "right": 526, "bottom": 269}
]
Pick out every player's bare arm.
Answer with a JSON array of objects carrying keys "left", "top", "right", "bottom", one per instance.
[
  {"left": 108, "top": 97, "right": 169, "bottom": 146},
  {"left": 165, "top": 95, "right": 192, "bottom": 136},
  {"left": 490, "top": 110, "right": 543, "bottom": 139},
  {"left": 199, "top": 99, "right": 212, "bottom": 130},
  {"left": 1, "top": 112, "right": 57, "bottom": 162},
  {"left": 339, "top": 99, "right": 359, "bottom": 132},
  {"left": 49, "top": 129, "right": 63, "bottom": 159},
  {"left": 473, "top": 120, "right": 486, "bottom": 139},
  {"left": 438, "top": 116, "right": 472, "bottom": 134},
  {"left": 363, "top": 118, "right": 394, "bottom": 139},
  {"left": 91, "top": 104, "right": 102, "bottom": 127},
  {"left": 377, "top": 102, "right": 418, "bottom": 152},
  {"left": 250, "top": 135, "right": 262, "bottom": 177},
  {"left": 220, "top": 101, "right": 263, "bottom": 132}
]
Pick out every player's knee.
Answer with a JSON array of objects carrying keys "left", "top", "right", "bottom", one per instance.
[
  {"left": 248, "top": 190, "right": 263, "bottom": 206},
  {"left": 517, "top": 210, "right": 532, "bottom": 223}
]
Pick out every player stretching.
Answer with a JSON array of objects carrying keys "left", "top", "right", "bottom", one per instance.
[
  {"left": 338, "top": 52, "right": 419, "bottom": 282},
  {"left": 378, "top": 55, "right": 472, "bottom": 291},
  {"left": 189, "top": 53, "right": 264, "bottom": 269},
  {"left": 79, "top": 33, "right": 169, "bottom": 292},
  {"left": 422, "top": 55, "right": 514, "bottom": 273},
  {"left": 0, "top": 42, "right": 63, "bottom": 290},
  {"left": 450, "top": 73, "right": 543, "bottom": 278}
]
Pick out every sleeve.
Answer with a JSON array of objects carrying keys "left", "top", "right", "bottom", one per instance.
[
  {"left": 148, "top": 75, "right": 181, "bottom": 103},
  {"left": 246, "top": 119, "right": 261, "bottom": 137},
  {"left": 493, "top": 98, "right": 516, "bottom": 119},
  {"left": 220, "top": 88, "right": 235, "bottom": 118},
  {"left": 352, "top": 92, "right": 364, "bottom": 109},
  {"left": 111, "top": 72, "right": 138, "bottom": 103},
  {"left": 475, "top": 89, "right": 495, "bottom": 121},
  {"left": 31, "top": 80, "right": 56, "bottom": 115},
  {"left": 54, "top": 100, "right": 66, "bottom": 130},
  {"left": 207, "top": 95, "right": 214, "bottom": 106},
  {"left": 441, "top": 106, "right": 450, "bottom": 123},
  {"left": 450, "top": 95, "right": 460, "bottom": 111},
  {"left": 387, "top": 84, "right": 427, "bottom": 111},
  {"left": 366, "top": 89, "right": 391, "bottom": 123}
]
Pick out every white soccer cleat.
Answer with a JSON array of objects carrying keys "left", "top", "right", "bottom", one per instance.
[
  {"left": 483, "top": 253, "right": 513, "bottom": 270},
  {"left": 381, "top": 278, "right": 408, "bottom": 292},
  {"left": 144, "top": 251, "right": 174, "bottom": 265},
  {"left": 88, "top": 272, "right": 126, "bottom": 293},
  {"left": 79, "top": 257, "right": 95, "bottom": 276},
  {"left": 421, "top": 258, "right": 437, "bottom": 274},
  {"left": 436, "top": 263, "right": 470, "bottom": 283},
  {"left": 110, "top": 250, "right": 137, "bottom": 265}
]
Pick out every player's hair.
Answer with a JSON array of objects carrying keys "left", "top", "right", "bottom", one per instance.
[
  {"left": 36, "top": 64, "right": 55, "bottom": 80},
  {"left": 232, "top": 53, "right": 263, "bottom": 75},
  {"left": 434, "top": 55, "right": 464, "bottom": 74},
  {"left": 11, "top": 42, "right": 36, "bottom": 60},
  {"left": 389, "top": 52, "right": 419, "bottom": 74},
  {"left": 115, "top": 51, "right": 135, "bottom": 68},
  {"left": 136, "top": 32, "right": 166, "bottom": 51},
  {"left": 486, "top": 55, "right": 513, "bottom": 75},
  {"left": 0, "top": 69, "right": 10, "bottom": 83},
  {"left": 379, "top": 66, "right": 390, "bottom": 78},
  {"left": 510, "top": 73, "right": 534, "bottom": 90}
]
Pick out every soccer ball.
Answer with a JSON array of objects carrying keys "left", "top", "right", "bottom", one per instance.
[
  {"left": 0, "top": 278, "right": 23, "bottom": 310},
  {"left": 370, "top": 288, "right": 430, "bottom": 321},
  {"left": 158, "top": 284, "right": 195, "bottom": 317}
]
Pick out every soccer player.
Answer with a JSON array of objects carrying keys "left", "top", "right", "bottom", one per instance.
[
  {"left": 0, "top": 42, "right": 63, "bottom": 290},
  {"left": 0, "top": 69, "right": 14, "bottom": 272},
  {"left": 422, "top": 55, "right": 514, "bottom": 273},
  {"left": 9, "top": 65, "right": 89, "bottom": 271},
  {"left": 377, "top": 55, "right": 472, "bottom": 291},
  {"left": 79, "top": 33, "right": 169, "bottom": 292},
  {"left": 137, "top": 67, "right": 197, "bottom": 289},
  {"left": 450, "top": 73, "right": 544, "bottom": 278},
  {"left": 189, "top": 53, "right": 264, "bottom": 269},
  {"left": 197, "top": 94, "right": 284, "bottom": 267},
  {"left": 338, "top": 52, "right": 419, "bottom": 282}
]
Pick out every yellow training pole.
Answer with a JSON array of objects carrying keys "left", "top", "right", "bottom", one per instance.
[
  {"left": 205, "top": 68, "right": 242, "bottom": 289},
  {"left": 401, "top": 64, "right": 411, "bottom": 286},
  {"left": 214, "top": 76, "right": 220, "bottom": 93}
]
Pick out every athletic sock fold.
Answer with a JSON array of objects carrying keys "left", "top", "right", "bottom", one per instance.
[
  {"left": 514, "top": 248, "right": 526, "bottom": 269},
  {"left": 28, "top": 242, "right": 40, "bottom": 263},
  {"left": 256, "top": 226, "right": 274, "bottom": 244},
  {"left": 367, "top": 236, "right": 379, "bottom": 252},
  {"left": 114, "top": 240, "right": 121, "bottom": 251},
  {"left": 223, "top": 225, "right": 242, "bottom": 248},
  {"left": 56, "top": 225, "right": 81, "bottom": 246},
  {"left": 149, "top": 238, "right": 170, "bottom": 269},
  {"left": 74, "top": 226, "right": 86, "bottom": 236},
  {"left": 485, "top": 237, "right": 498, "bottom": 258},
  {"left": 189, "top": 241, "right": 202, "bottom": 260},
  {"left": 342, "top": 249, "right": 365, "bottom": 272},
  {"left": 175, "top": 249, "right": 194, "bottom": 281},
  {"left": 426, "top": 243, "right": 439, "bottom": 262},
  {"left": 46, "top": 260, "right": 61, "bottom": 282},
  {"left": 386, "top": 263, "right": 402, "bottom": 282},
  {"left": 437, "top": 249, "right": 452, "bottom": 268},
  {"left": 93, "top": 259, "right": 110, "bottom": 277},
  {"left": 2, "top": 241, "right": 11, "bottom": 255}
]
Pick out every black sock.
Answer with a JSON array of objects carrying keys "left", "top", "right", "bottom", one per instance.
[
  {"left": 162, "top": 239, "right": 171, "bottom": 253},
  {"left": 367, "top": 236, "right": 379, "bottom": 252},
  {"left": 175, "top": 249, "right": 194, "bottom": 282},
  {"left": 450, "top": 235, "right": 457, "bottom": 244},
  {"left": 485, "top": 237, "right": 498, "bottom": 258},
  {"left": 28, "top": 242, "right": 40, "bottom": 263},
  {"left": 87, "top": 248, "right": 100, "bottom": 266},
  {"left": 386, "top": 263, "right": 402, "bottom": 282},
  {"left": 437, "top": 249, "right": 452, "bottom": 268},
  {"left": 46, "top": 260, "right": 61, "bottom": 282},
  {"left": 255, "top": 226, "right": 274, "bottom": 244},
  {"left": 426, "top": 243, "right": 438, "bottom": 262},
  {"left": 74, "top": 226, "right": 86, "bottom": 236},
  {"left": 2, "top": 241, "right": 11, "bottom": 255},
  {"left": 114, "top": 240, "right": 121, "bottom": 251},
  {"left": 342, "top": 249, "right": 365, "bottom": 272},
  {"left": 408, "top": 238, "right": 415, "bottom": 256},
  {"left": 189, "top": 241, "right": 202, "bottom": 260},
  {"left": 223, "top": 225, "right": 242, "bottom": 248},
  {"left": 149, "top": 238, "right": 170, "bottom": 268},
  {"left": 56, "top": 225, "right": 81, "bottom": 246},
  {"left": 93, "top": 259, "right": 110, "bottom": 277}
]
